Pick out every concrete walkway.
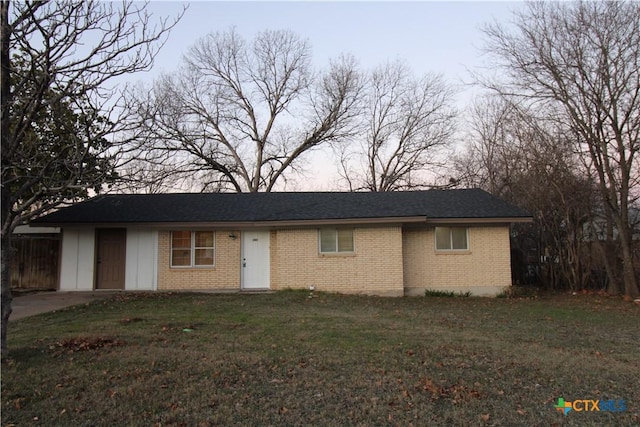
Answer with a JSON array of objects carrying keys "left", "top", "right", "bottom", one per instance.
[{"left": 9, "top": 291, "right": 117, "bottom": 321}]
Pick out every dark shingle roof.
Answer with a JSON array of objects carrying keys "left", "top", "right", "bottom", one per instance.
[{"left": 32, "top": 189, "right": 531, "bottom": 225}]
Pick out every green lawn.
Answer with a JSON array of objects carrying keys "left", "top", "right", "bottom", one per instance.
[{"left": 2, "top": 291, "right": 639, "bottom": 426}]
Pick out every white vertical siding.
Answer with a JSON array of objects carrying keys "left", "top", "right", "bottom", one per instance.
[
  {"left": 59, "top": 228, "right": 95, "bottom": 291},
  {"left": 125, "top": 228, "right": 157, "bottom": 290}
]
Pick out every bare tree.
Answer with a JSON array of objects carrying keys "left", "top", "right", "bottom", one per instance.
[
  {"left": 338, "top": 61, "right": 456, "bottom": 191},
  {"left": 478, "top": 2, "right": 640, "bottom": 298},
  {"left": 454, "top": 96, "right": 520, "bottom": 195},
  {"left": 1, "top": 0, "right": 182, "bottom": 355},
  {"left": 457, "top": 95, "right": 597, "bottom": 291},
  {"left": 131, "top": 28, "right": 363, "bottom": 193}
]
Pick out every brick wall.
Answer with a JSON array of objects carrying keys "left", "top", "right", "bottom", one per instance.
[
  {"left": 271, "top": 227, "right": 405, "bottom": 296},
  {"left": 157, "top": 230, "right": 241, "bottom": 290},
  {"left": 403, "top": 225, "right": 512, "bottom": 296},
  {"left": 155, "top": 225, "right": 511, "bottom": 296}
]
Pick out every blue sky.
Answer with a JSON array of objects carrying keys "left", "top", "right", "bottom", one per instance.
[{"left": 145, "top": 1, "right": 519, "bottom": 85}]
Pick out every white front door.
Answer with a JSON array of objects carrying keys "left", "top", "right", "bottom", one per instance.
[{"left": 241, "top": 230, "right": 270, "bottom": 289}]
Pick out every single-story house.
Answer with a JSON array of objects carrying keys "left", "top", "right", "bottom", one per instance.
[{"left": 31, "top": 189, "right": 532, "bottom": 296}]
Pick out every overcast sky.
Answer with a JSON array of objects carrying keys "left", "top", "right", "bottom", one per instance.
[{"left": 137, "top": 1, "right": 522, "bottom": 190}]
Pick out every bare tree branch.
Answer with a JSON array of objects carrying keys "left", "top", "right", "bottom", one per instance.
[
  {"left": 339, "top": 60, "right": 457, "bottom": 191},
  {"left": 455, "top": 94, "right": 599, "bottom": 291},
  {"left": 476, "top": 1, "right": 640, "bottom": 298},
  {"left": 1, "top": 0, "right": 184, "bottom": 355},
  {"left": 130, "top": 29, "right": 362, "bottom": 193}
]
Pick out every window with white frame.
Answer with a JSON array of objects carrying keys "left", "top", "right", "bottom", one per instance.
[
  {"left": 171, "top": 231, "right": 215, "bottom": 267},
  {"left": 435, "top": 227, "right": 468, "bottom": 251},
  {"left": 319, "top": 228, "right": 354, "bottom": 253}
]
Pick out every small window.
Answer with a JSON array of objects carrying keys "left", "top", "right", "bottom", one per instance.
[
  {"left": 319, "top": 228, "right": 354, "bottom": 253},
  {"left": 171, "top": 231, "right": 215, "bottom": 267},
  {"left": 171, "top": 231, "right": 192, "bottom": 266},
  {"left": 435, "top": 227, "right": 468, "bottom": 251}
]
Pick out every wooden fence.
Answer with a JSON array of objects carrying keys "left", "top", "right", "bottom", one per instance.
[{"left": 10, "top": 235, "right": 60, "bottom": 290}]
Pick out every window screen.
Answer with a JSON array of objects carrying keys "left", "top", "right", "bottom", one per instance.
[
  {"left": 171, "top": 231, "right": 215, "bottom": 267},
  {"left": 320, "top": 229, "right": 354, "bottom": 253},
  {"left": 435, "top": 227, "right": 468, "bottom": 251}
]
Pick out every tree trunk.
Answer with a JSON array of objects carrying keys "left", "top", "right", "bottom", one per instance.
[
  {"left": 1, "top": 232, "right": 13, "bottom": 357},
  {"left": 1, "top": 0, "right": 12, "bottom": 358},
  {"left": 618, "top": 227, "right": 639, "bottom": 299},
  {"left": 600, "top": 241, "right": 621, "bottom": 295}
]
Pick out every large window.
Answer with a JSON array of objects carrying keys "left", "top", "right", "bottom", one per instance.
[
  {"left": 171, "top": 231, "right": 215, "bottom": 267},
  {"left": 435, "top": 227, "right": 468, "bottom": 251},
  {"left": 319, "top": 228, "right": 354, "bottom": 253}
]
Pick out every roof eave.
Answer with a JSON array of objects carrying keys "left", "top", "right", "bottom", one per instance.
[
  {"left": 32, "top": 216, "right": 429, "bottom": 228},
  {"left": 426, "top": 217, "right": 533, "bottom": 225},
  {"left": 32, "top": 215, "right": 533, "bottom": 228}
]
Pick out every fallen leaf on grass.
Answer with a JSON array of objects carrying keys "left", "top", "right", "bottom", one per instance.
[
  {"left": 120, "top": 317, "right": 144, "bottom": 325},
  {"left": 418, "top": 378, "right": 440, "bottom": 395},
  {"left": 13, "top": 398, "right": 25, "bottom": 410},
  {"left": 54, "top": 336, "right": 126, "bottom": 353}
]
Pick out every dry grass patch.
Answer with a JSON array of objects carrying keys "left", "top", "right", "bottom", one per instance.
[{"left": 2, "top": 291, "right": 639, "bottom": 426}]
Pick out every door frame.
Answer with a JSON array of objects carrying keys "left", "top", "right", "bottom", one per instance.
[
  {"left": 94, "top": 228, "right": 127, "bottom": 290},
  {"left": 240, "top": 229, "right": 271, "bottom": 290}
]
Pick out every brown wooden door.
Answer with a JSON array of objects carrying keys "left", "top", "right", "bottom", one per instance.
[{"left": 95, "top": 229, "right": 126, "bottom": 290}]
